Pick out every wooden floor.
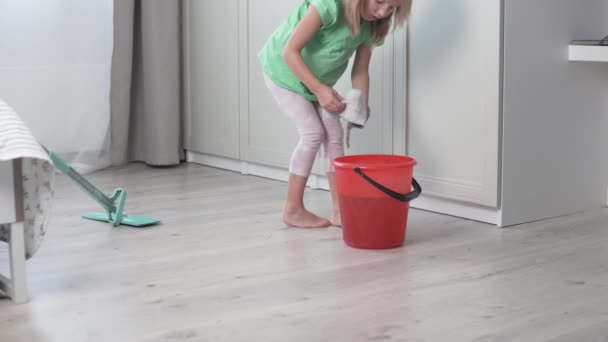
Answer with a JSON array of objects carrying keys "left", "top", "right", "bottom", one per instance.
[{"left": 2, "top": 163, "right": 608, "bottom": 341}]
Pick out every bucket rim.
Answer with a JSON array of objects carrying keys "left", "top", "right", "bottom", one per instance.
[{"left": 333, "top": 154, "right": 417, "bottom": 170}]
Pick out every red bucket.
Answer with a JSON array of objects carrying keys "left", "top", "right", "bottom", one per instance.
[{"left": 333, "top": 155, "right": 421, "bottom": 249}]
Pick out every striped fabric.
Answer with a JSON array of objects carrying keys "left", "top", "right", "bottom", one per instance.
[
  {"left": 0, "top": 98, "right": 54, "bottom": 259},
  {"left": 0, "top": 99, "right": 49, "bottom": 162}
]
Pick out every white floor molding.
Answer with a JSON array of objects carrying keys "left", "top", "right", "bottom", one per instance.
[{"left": 186, "top": 151, "right": 498, "bottom": 225}]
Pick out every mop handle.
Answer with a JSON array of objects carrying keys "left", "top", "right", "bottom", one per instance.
[
  {"left": 65, "top": 168, "right": 118, "bottom": 211},
  {"left": 40, "top": 145, "right": 117, "bottom": 212}
]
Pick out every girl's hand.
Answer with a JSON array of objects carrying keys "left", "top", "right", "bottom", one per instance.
[{"left": 316, "top": 85, "right": 346, "bottom": 114}]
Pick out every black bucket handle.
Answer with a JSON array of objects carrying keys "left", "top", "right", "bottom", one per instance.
[{"left": 354, "top": 167, "right": 422, "bottom": 202}]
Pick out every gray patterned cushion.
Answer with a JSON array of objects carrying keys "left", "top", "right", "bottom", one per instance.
[{"left": 0, "top": 158, "right": 55, "bottom": 259}]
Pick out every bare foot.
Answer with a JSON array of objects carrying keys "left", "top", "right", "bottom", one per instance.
[
  {"left": 283, "top": 208, "right": 331, "bottom": 228},
  {"left": 331, "top": 210, "right": 342, "bottom": 227}
]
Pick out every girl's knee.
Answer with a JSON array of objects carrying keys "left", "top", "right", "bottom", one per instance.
[
  {"left": 327, "top": 131, "right": 344, "bottom": 144},
  {"left": 326, "top": 128, "right": 344, "bottom": 145},
  {"left": 300, "top": 127, "right": 325, "bottom": 149},
  {"left": 322, "top": 119, "right": 344, "bottom": 144}
]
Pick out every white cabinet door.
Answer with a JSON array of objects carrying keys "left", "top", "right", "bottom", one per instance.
[
  {"left": 243, "top": 0, "right": 301, "bottom": 168},
  {"left": 184, "top": 0, "right": 240, "bottom": 159},
  {"left": 244, "top": 0, "right": 395, "bottom": 172},
  {"left": 408, "top": 0, "right": 501, "bottom": 207}
]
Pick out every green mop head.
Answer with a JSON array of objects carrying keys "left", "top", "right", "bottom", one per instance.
[{"left": 41, "top": 145, "right": 160, "bottom": 227}]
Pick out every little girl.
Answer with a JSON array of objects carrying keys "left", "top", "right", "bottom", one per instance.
[{"left": 259, "top": 0, "right": 412, "bottom": 228}]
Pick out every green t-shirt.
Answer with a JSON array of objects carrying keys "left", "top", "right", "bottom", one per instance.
[{"left": 258, "top": 0, "right": 376, "bottom": 101}]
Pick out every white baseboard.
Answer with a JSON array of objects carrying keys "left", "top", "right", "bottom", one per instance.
[
  {"left": 411, "top": 195, "right": 499, "bottom": 226},
  {"left": 186, "top": 151, "right": 329, "bottom": 190},
  {"left": 186, "top": 151, "right": 498, "bottom": 225}
]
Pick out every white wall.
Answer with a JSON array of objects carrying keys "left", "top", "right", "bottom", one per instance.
[
  {"left": 0, "top": 1, "right": 113, "bottom": 172},
  {"left": 501, "top": 0, "right": 608, "bottom": 226}
]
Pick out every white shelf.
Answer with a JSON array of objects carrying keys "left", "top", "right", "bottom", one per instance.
[{"left": 569, "top": 44, "right": 608, "bottom": 62}]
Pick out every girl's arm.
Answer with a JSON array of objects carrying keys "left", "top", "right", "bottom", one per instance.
[
  {"left": 283, "top": 6, "right": 345, "bottom": 114},
  {"left": 351, "top": 45, "right": 372, "bottom": 116}
]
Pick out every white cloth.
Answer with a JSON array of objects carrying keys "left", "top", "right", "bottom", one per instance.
[
  {"left": 341, "top": 89, "right": 368, "bottom": 127},
  {"left": 340, "top": 89, "right": 368, "bottom": 148}
]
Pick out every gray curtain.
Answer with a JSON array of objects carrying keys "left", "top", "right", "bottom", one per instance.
[{"left": 110, "top": 0, "right": 184, "bottom": 166}]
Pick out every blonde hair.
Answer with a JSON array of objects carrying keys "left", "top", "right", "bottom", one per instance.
[{"left": 342, "top": 0, "right": 412, "bottom": 45}]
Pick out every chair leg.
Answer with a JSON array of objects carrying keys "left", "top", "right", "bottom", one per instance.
[{"left": 9, "top": 222, "right": 27, "bottom": 303}]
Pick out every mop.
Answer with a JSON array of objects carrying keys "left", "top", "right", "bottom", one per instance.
[{"left": 41, "top": 145, "right": 160, "bottom": 227}]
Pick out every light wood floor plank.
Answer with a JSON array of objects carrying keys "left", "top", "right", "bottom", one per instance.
[{"left": 1, "top": 163, "right": 608, "bottom": 341}]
